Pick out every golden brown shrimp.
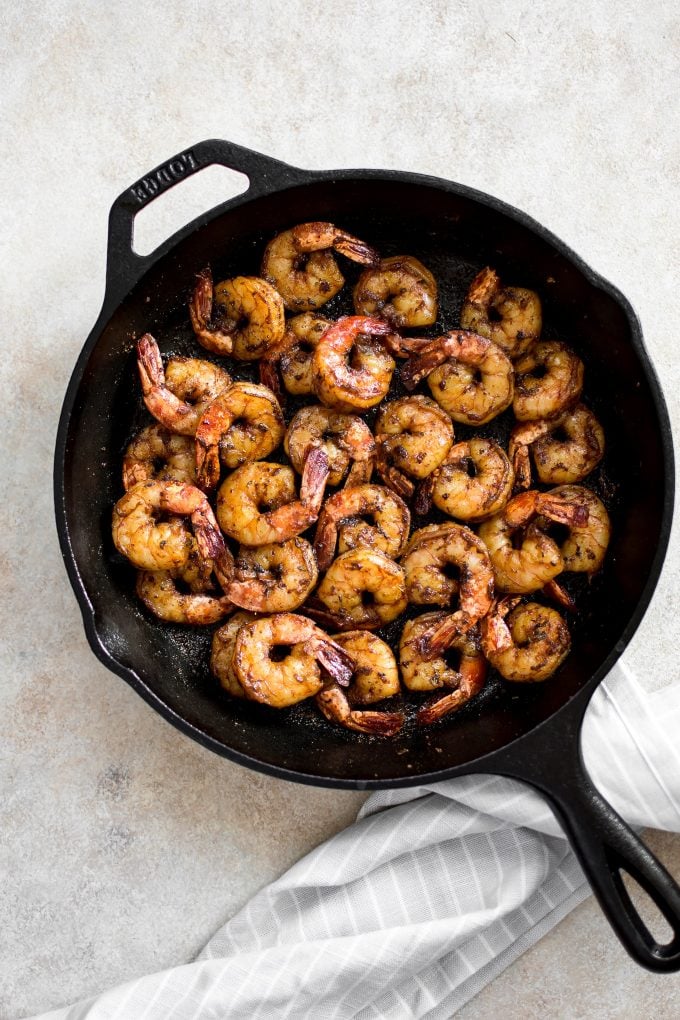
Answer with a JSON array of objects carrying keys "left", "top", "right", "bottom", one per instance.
[
  {"left": 311, "top": 316, "right": 399, "bottom": 413},
  {"left": 136, "top": 567, "right": 231, "bottom": 626},
  {"left": 460, "top": 267, "right": 541, "bottom": 359},
  {"left": 211, "top": 611, "right": 258, "bottom": 698},
  {"left": 477, "top": 489, "right": 588, "bottom": 594},
  {"left": 261, "top": 222, "right": 379, "bottom": 312},
  {"left": 481, "top": 598, "right": 570, "bottom": 682},
  {"left": 112, "top": 481, "right": 232, "bottom": 578},
  {"left": 315, "top": 631, "right": 403, "bottom": 736},
  {"left": 513, "top": 341, "right": 584, "bottom": 421},
  {"left": 401, "top": 330, "right": 514, "bottom": 426},
  {"left": 353, "top": 255, "right": 438, "bottom": 328},
  {"left": 189, "top": 268, "right": 285, "bottom": 358},
  {"left": 233, "top": 613, "right": 353, "bottom": 708},
  {"left": 122, "top": 424, "right": 196, "bottom": 490},
  {"left": 315, "top": 548, "right": 407, "bottom": 630},
  {"left": 216, "top": 451, "right": 329, "bottom": 547},
  {"left": 195, "top": 382, "right": 285, "bottom": 489},
  {"left": 260, "top": 313, "right": 333, "bottom": 399},
  {"left": 374, "top": 396, "right": 454, "bottom": 499},
  {"left": 284, "top": 405, "right": 376, "bottom": 488},
  {"left": 419, "top": 439, "right": 514, "bottom": 522},
  {"left": 226, "top": 537, "right": 318, "bottom": 613},
  {"left": 509, "top": 404, "right": 605, "bottom": 488},
  {"left": 314, "top": 484, "right": 411, "bottom": 571},
  {"left": 136, "top": 334, "right": 231, "bottom": 436},
  {"left": 541, "top": 485, "right": 611, "bottom": 574},
  {"left": 399, "top": 613, "right": 487, "bottom": 724}
]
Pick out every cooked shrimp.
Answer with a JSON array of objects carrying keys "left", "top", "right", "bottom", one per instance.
[
  {"left": 195, "top": 382, "right": 284, "bottom": 489},
  {"left": 122, "top": 424, "right": 196, "bottom": 490},
  {"left": 541, "top": 485, "right": 611, "bottom": 574},
  {"left": 211, "top": 611, "right": 258, "bottom": 698},
  {"left": 136, "top": 567, "right": 231, "bottom": 625},
  {"left": 311, "top": 316, "right": 399, "bottom": 413},
  {"left": 260, "top": 313, "right": 332, "bottom": 399},
  {"left": 401, "top": 330, "right": 514, "bottom": 426},
  {"left": 400, "top": 523, "right": 493, "bottom": 656},
  {"left": 261, "top": 222, "right": 379, "bottom": 311},
  {"left": 284, "top": 405, "right": 376, "bottom": 488},
  {"left": 374, "top": 396, "right": 454, "bottom": 499},
  {"left": 399, "top": 613, "right": 486, "bottom": 724},
  {"left": 477, "top": 489, "right": 588, "bottom": 594},
  {"left": 216, "top": 450, "right": 329, "bottom": 547},
  {"left": 316, "top": 631, "right": 403, "bottom": 736},
  {"left": 136, "top": 334, "right": 231, "bottom": 436},
  {"left": 353, "top": 255, "right": 438, "bottom": 328},
  {"left": 226, "top": 537, "right": 318, "bottom": 613},
  {"left": 481, "top": 598, "right": 570, "bottom": 682},
  {"left": 189, "top": 268, "right": 285, "bottom": 358},
  {"left": 420, "top": 439, "right": 514, "bottom": 522},
  {"left": 233, "top": 613, "right": 353, "bottom": 708},
  {"left": 513, "top": 340, "right": 584, "bottom": 421},
  {"left": 314, "top": 484, "right": 411, "bottom": 571},
  {"left": 112, "top": 481, "right": 232, "bottom": 577},
  {"left": 460, "top": 267, "right": 541, "bottom": 358},
  {"left": 315, "top": 548, "right": 408, "bottom": 629},
  {"left": 509, "top": 404, "right": 605, "bottom": 488}
]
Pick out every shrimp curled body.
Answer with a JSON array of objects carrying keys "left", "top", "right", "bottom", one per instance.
[
  {"left": 190, "top": 268, "right": 285, "bottom": 359},
  {"left": 226, "top": 537, "right": 319, "bottom": 613},
  {"left": 425, "top": 439, "right": 514, "bottom": 522},
  {"left": 314, "top": 484, "right": 411, "bottom": 571},
  {"left": 513, "top": 341, "right": 584, "bottom": 421},
  {"left": 284, "top": 405, "right": 376, "bottom": 488},
  {"left": 315, "top": 548, "right": 408, "bottom": 629},
  {"left": 509, "top": 404, "right": 605, "bottom": 488},
  {"left": 122, "top": 424, "right": 197, "bottom": 490},
  {"left": 316, "top": 631, "right": 403, "bottom": 736},
  {"left": 353, "top": 255, "right": 438, "bottom": 328},
  {"left": 481, "top": 598, "right": 570, "bottom": 682},
  {"left": 460, "top": 267, "right": 541, "bottom": 359},
  {"left": 375, "top": 396, "right": 454, "bottom": 498},
  {"left": 312, "top": 316, "right": 398, "bottom": 413}
]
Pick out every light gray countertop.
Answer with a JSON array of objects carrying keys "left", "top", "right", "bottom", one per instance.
[{"left": 2, "top": 1, "right": 680, "bottom": 1015}]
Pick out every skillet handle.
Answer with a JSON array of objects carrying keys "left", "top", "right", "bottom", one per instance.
[
  {"left": 506, "top": 730, "right": 680, "bottom": 972},
  {"left": 105, "top": 138, "right": 305, "bottom": 302}
]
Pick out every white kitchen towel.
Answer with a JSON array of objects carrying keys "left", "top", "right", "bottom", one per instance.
[{"left": 30, "top": 659, "right": 680, "bottom": 1020}]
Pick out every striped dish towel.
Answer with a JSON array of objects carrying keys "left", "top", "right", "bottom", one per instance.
[{"left": 30, "top": 660, "right": 680, "bottom": 1020}]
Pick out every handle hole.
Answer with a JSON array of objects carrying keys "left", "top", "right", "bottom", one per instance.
[
  {"left": 132, "top": 165, "right": 249, "bottom": 257},
  {"left": 620, "top": 868, "right": 677, "bottom": 947}
]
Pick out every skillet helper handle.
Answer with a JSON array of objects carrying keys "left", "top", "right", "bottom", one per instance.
[
  {"left": 520, "top": 746, "right": 680, "bottom": 972},
  {"left": 105, "top": 138, "right": 303, "bottom": 301}
]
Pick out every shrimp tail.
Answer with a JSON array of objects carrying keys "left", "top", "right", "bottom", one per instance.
[
  {"left": 417, "top": 690, "right": 467, "bottom": 725},
  {"left": 539, "top": 494, "right": 589, "bottom": 528},
  {"left": 376, "top": 442, "right": 415, "bottom": 500},
  {"left": 399, "top": 341, "right": 444, "bottom": 390},
  {"left": 316, "top": 687, "right": 404, "bottom": 735},
  {"left": 417, "top": 610, "right": 474, "bottom": 660},
  {"left": 414, "top": 474, "right": 435, "bottom": 515},
  {"left": 542, "top": 578, "right": 576, "bottom": 611},
  {"left": 300, "top": 447, "right": 330, "bottom": 513},
  {"left": 333, "top": 236, "right": 381, "bottom": 266},
  {"left": 466, "top": 266, "right": 500, "bottom": 305},
  {"left": 136, "top": 333, "right": 164, "bottom": 393},
  {"left": 189, "top": 268, "right": 214, "bottom": 330},
  {"left": 259, "top": 358, "right": 285, "bottom": 405},
  {"left": 306, "top": 638, "right": 354, "bottom": 687}
]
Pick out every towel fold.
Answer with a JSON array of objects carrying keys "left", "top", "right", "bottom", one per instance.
[{"left": 30, "top": 659, "right": 680, "bottom": 1020}]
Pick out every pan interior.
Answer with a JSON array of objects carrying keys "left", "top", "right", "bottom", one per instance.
[{"left": 61, "top": 177, "right": 668, "bottom": 785}]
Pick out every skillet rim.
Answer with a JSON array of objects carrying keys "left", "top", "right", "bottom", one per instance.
[{"left": 53, "top": 157, "right": 675, "bottom": 789}]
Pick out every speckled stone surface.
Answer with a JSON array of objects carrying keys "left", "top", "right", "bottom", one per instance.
[{"left": 2, "top": 1, "right": 680, "bottom": 1016}]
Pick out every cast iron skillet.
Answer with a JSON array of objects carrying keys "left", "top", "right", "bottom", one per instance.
[{"left": 55, "top": 138, "right": 680, "bottom": 970}]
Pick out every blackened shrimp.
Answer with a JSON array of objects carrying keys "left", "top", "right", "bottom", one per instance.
[
  {"left": 399, "top": 613, "right": 487, "bottom": 724},
  {"left": 460, "top": 267, "right": 541, "bottom": 359},
  {"left": 284, "top": 405, "right": 376, "bottom": 488},
  {"left": 374, "top": 396, "right": 454, "bottom": 499},
  {"left": 400, "top": 523, "right": 494, "bottom": 656},
  {"left": 189, "top": 268, "right": 285, "bottom": 358},
  {"left": 314, "top": 484, "right": 410, "bottom": 571},
  {"left": 315, "top": 548, "right": 408, "bottom": 629},
  {"left": 311, "top": 316, "right": 401, "bottom": 413},
  {"left": 401, "top": 330, "right": 514, "bottom": 426},
  {"left": 260, "top": 313, "right": 332, "bottom": 398},
  {"left": 477, "top": 489, "right": 588, "bottom": 594},
  {"left": 233, "top": 613, "right": 353, "bottom": 708},
  {"left": 226, "top": 537, "right": 318, "bottom": 613},
  {"left": 122, "top": 424, "right": 196, "bottom": 490},
  {"left": 420, "top": 439, "right": 513, "bottom": 522},
  {"left": 513, "top": 340, "right": 584, "bottom": 421},
  {"left": 509, "top": 404, "right": 605, "bottom": 488},
  {"left": 316, "top": 631, "right": 403, "bottom": 736},
  {"left": 540, "top": 485, "right": 611, "bottom": 575},
  {"left": 112, "top": 481, "right": 232, "bottom": 578},
  {"left": 136, "top": 566, "right": 231, "bottom": 626},
  {"left": 261, "top": 222, "right": 379, "bottom": 311},
  {"left": 481, "top": 598, "right": 570, "bottom": 682},
  {"left": 216, "top": 451, "right": 329, "bottom": 547},
  {"left": 353, "top": 255, "right": 438, "bottom": 328},
  {"left": 195, "top": 382, "right": 285, "bottom": 489},
  {"left": 136, "top": 334, "right": 231, "bottom": 436}
]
